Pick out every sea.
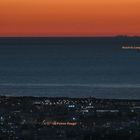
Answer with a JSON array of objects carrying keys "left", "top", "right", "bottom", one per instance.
[{"left": 0, "top": 37, "right": 140, "bottom": 99}]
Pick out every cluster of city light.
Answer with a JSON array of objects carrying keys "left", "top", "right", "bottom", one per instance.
[
  {"left": 122, "top": 46, "right": 140, "bottom": 50},
  {"left": 44, "top": 121, "right": 77, "bottom": 126}
]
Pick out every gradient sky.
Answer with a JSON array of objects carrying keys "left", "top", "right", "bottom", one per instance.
[{"left": 0, "top": 0, "right": 140, "bottom": 36}]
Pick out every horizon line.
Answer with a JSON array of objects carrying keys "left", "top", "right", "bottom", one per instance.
[{"left": 0, "top": 35, "right": 140, "bottom": 38}]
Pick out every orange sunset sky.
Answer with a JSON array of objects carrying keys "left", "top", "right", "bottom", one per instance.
[{"left": 0, "top": 0, "right": 140, "bottom": 36}]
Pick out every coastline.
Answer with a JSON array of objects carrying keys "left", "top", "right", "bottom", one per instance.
[
  {"left": 1, "top": 94, "right": 140, "bottom": 102},
  {"left": 1, "top": 94, "right": 140, "bottom": 139}
]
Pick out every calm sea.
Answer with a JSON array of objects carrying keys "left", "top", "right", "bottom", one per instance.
[{"left": 0, "top": 37, "right": 140, "bottom": 99}]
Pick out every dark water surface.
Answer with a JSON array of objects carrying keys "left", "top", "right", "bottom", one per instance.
[{"left": 0, "top": 37, "right": 140, "bottom": 99}]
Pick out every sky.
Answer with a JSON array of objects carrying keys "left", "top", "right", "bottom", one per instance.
[{"left": 0, "top": 0, "right": 140, "bottom": 37}]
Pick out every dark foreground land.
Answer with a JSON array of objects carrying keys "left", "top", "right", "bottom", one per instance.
[{"left": 1, "top": 96, "right": 140, "bottom": 140}]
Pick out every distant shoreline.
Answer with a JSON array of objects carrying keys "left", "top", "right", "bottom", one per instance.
[{"left": 1, "top": 95, "right": 140, "bottom": 102}]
